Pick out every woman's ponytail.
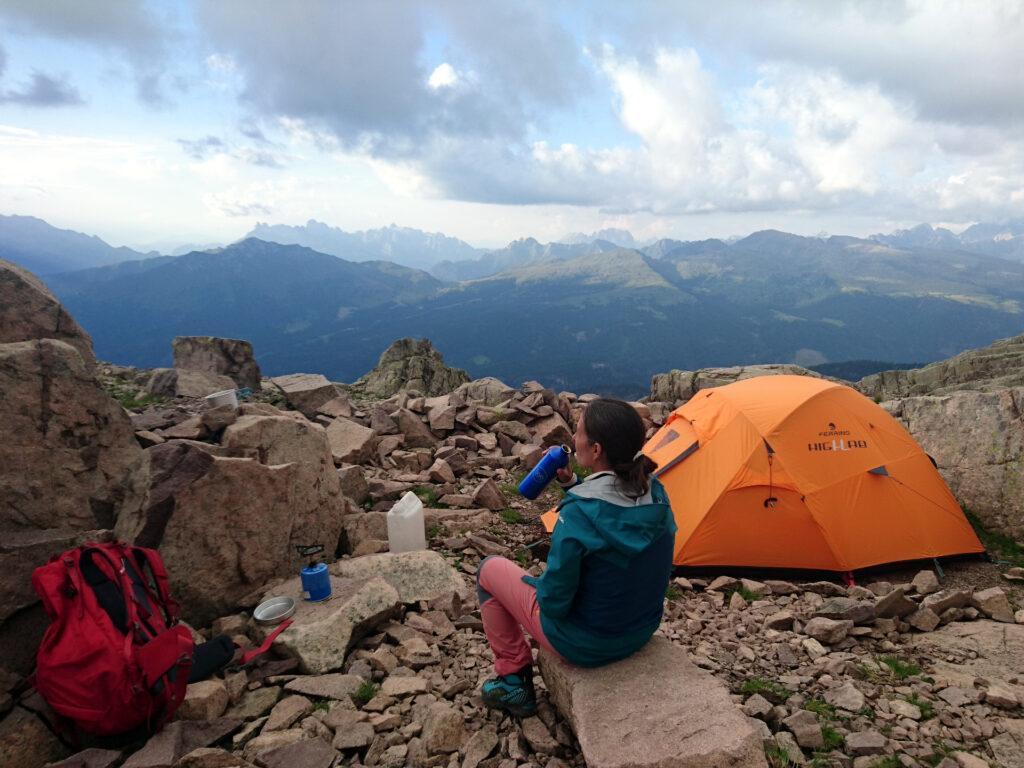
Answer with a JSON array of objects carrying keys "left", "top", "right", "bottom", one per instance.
[
  {"left": 582, "top": 399, "right": 657, "bottom": 498},
  {"left": 613, "top": 452, "right": 658, "bottom": 497}
]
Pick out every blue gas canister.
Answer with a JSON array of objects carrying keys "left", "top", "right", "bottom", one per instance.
[
  {"left": 518, "top": 444, "right": 572, "bottom": 500},
  {"left": 296, "top": 545, "right": 332, "bottom": 602}
]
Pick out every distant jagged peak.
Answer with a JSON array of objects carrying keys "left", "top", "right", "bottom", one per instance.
[
  {"left": 345, "top": 337, "right": 469, "bottom": 399},
  {"left": 559, "top": 227, "right": 637, "bottom": 248}
]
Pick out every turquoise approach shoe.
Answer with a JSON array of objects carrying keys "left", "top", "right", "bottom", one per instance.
[{"left": 480, "top": 667, "right": 537, "bottom": 717}]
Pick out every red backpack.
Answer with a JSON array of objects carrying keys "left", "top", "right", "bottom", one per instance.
[{"left": 32, "top": 542, "right": 195, "bottom": 736}]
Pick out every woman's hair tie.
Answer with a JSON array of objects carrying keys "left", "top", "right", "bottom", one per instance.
[{"left": 633, "top": 450, "right": 644, "bottom": 461}]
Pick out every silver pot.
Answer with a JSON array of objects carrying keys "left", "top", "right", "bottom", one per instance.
[{"left": 253, "top": 596, "right": 296, "bottom": 625}]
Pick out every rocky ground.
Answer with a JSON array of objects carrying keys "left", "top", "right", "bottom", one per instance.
[{"left": 3, "top": 356, "right": 1022, "bottom": 768}]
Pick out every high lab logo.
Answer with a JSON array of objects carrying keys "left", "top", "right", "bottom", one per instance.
[{"left": 809, "top": 422, "right": 867, "bottom": 452}]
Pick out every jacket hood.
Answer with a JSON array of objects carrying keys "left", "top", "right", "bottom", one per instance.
[{"left": 563, "top": 472, "right": 674, "bottom": 560}]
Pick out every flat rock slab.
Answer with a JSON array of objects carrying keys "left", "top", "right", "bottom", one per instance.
[
  {"left": 911, "top": 620, "right": 1024, "bottom": 696},
  {"left": 257, "top": 738, "right": 337, "bottom": 768},
  {"left": 329, "top": 550, "right": 468, "bottom": 604},
  {"left": 284, "top": 674, "right": 363, "bottom": 700},
  {"left": 989, "top": 717, "right": 1024, "bottom": 768},
  {"left": 538, "top": 637, "right": 767, "bottom": 768},
  {"left": 122, "top": 719, "right": 241, "bottom": 768},
  {"left": 255, "top": 575, "right": 400, "bottom": 674},
  {"left": 45, "top": 748, "right": 123, "bottom": 768}
]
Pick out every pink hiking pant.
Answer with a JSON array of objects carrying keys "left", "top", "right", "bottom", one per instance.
[{"left": 477, "top": 556, "right": 563, "bottom": 676}]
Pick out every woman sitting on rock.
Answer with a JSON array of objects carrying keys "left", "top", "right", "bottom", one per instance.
[{"left": 476, "top": 397, "right": 676, "bottom": 716}]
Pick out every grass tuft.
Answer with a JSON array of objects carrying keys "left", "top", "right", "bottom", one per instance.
[
  {"left": 413, "top": 486, "right": 443, "bottom": 507},
  {"left": 513, "top": 548, "right": 531, "bottom": 567},
  {"left": 820, "top": 724, "right": 843, "bottom": 751},
  {"left": 725, "top": 585, "right": 762, "bottom": 602},
  {"left": 116, "top": 392, "right": 164, "bottom": 410},
  {"left": 878, "top": 655, "right": 921, "bottom": 680},
  {"left": 764, "top": 744, "right": 794, "bottom": 768},
  {"left": 905, "top": 693, "right": 935, "bottom": 720},
  {"left": 741, "top": 677, "right": 789, "bottom": 702},
  {"left": 665, "top": 585, "right": 682, "bottom": 602},
  {"left": 964, "top": 506, "right": 1024, "bottom": 567},
  {"left": 500, "top": 509, "right": 524, "bottom": 524},
  {"left": 351, "top": 681, "right": 378, "bottom": 707},
  {"left": 805, "top": 699, "right": 836, "bottom": 720}
]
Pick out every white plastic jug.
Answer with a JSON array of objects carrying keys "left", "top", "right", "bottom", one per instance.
[
  {"left": 387, "top": 491, "right": 426, "bottom": 553},
  {"left": 205, "top": 389, "right": 238, "bottom": 409}
]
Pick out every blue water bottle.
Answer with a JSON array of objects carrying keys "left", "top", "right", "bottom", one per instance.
[
  {"left": 518, "top": 444, "right": 572, "bottom": 500},
  {"left": 297, "top": 544, "right": 332, "bottom": 602}
]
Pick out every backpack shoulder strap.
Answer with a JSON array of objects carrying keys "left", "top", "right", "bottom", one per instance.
[{"left": 130, "top": 546, "right": 181, "bottom": 623}]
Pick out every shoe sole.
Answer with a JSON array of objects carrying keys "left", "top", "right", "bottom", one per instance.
[{"left": 481, "top": 691, "right": 537, "bottom": 718}]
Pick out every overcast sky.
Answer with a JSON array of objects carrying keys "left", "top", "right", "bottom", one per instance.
[{"left": 0, "top": 0, "right": 1022, "bottom": 250}]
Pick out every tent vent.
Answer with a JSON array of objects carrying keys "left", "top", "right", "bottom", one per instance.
[
  {"left": 868, "top": 465, "right": 889, "bottom": 476},
  {"left": 651, "top": 429, "right": 680, "bottom": 452}
]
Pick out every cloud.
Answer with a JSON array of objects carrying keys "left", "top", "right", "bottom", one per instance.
[
  {"left": 0, "top": 0, "right": 174, "bottom": 104},
  {"left": 0, "top": 42, "right": 83, "bottom": 107},
  {"left": 178, "top": 135, "right": 226, "bottom": 160},
  {"left": 202, "top": 178, "right": 301, "bottom": 218},
  {"left": 194, "top": 0, "right": 589, "bottom": 154},
  {"left": 428, "top": 63, "right": 458, "bottom": 90},
  {"left": 0, "top": 71, "right": 84, "bottom": 106},
  {"left": 402, "top": 45, "right": 1024, "bottom": 224},
  {"left": 639, "top": 0, "right": 1024, "bottom": 127},
  {"left": 178, "top": 134, "right": 287, "bottom": 169}
]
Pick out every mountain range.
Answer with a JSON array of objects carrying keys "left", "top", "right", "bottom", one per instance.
[
  {"left": 0, "top": 215, "right": 158, "bottom": 275},
  {"left": 34, "top": 227, "right": 1024, "bottom": 397},
  {"left": 246, "top": 220, "right": 483, "bottom": 272}
]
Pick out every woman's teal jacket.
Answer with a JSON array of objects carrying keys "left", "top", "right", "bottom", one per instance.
[{"left": 522, "top": 471, "right": 676, "bottom": 667}]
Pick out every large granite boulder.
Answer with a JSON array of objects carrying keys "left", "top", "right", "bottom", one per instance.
[
  {"left": 0, "top": 339, "right": 147, "bottom": 535},
  {"left": 859, "top": 333, "right": 1024, "bottom": 400},
  {"left": 270, "top": 374, "right": 341, "bottom": 419},
  {"left": 0, "top": 258, "right": 94, "bottom": 369},
  {"left": 451, "top": 377, "right": 516, "bottom": 407},
  {"left": 115, "top": 411, "right": 350, "bottom": 625},
  {"left": 145, "top": 368, "right": 238, "bottom": 399},
  {"left": 346, "top": 338, "right": 469, "bottom": 399},
  {"left": 650, "top": 364, "right": 822, "bottom": 406},
  {"left": 0, "top": 706, "right": 70, "bottom": 768},
  {"left": 173, "top": 336, "right": 262, "bottom": 391},
  {"left": 538, "top": 637, "right": 767, "bottom": 767},
  {"left": 885, "top": 388, "right": 1024, "bottom": 543},
  {"left": 325, "top": 418, "right": 376, "bottom": 464}
]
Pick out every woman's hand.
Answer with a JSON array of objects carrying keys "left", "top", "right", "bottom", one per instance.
[{"left": 556, "top": 465, "right": 574, "bottom": 483}]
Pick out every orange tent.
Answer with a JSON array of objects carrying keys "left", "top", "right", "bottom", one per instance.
[{"left": 644, "top": 375, "right": 984, "bottom": 571}]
